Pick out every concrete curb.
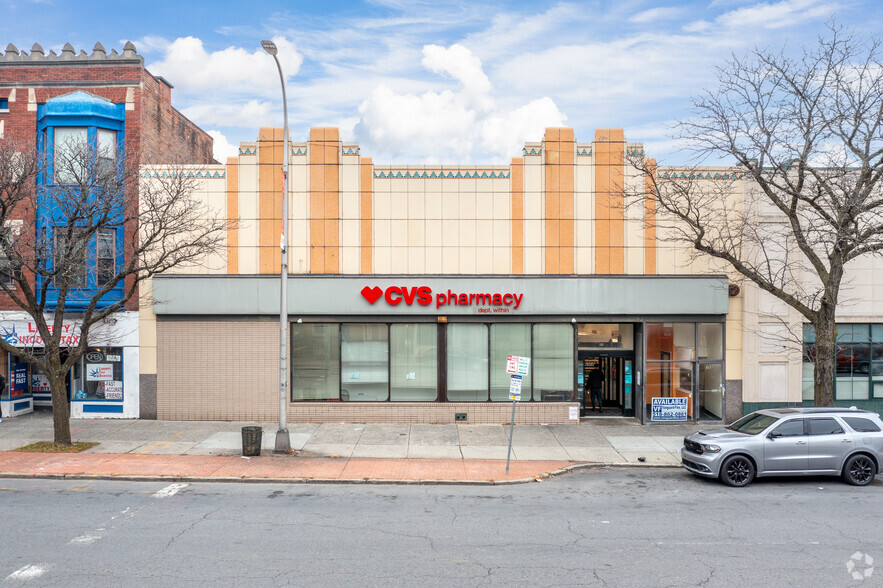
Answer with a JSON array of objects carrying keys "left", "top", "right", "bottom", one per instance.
[{"left": 0, "top": 461, "right": 683, "bottom": 486}]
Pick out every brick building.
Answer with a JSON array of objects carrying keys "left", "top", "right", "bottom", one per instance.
[
  {"left": 0, "top": 41, "right": 213, "bottom": 164},
  {"left": 0, "top": 42, "right": 215, "bottom": 419}
]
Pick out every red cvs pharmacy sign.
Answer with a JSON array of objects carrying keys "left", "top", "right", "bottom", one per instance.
[{"left": 361, "top": 285, "right": 523, "bottom": 311}]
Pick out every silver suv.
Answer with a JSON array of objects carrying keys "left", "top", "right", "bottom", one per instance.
[{"left": 682, "top": 407, "right": 883, "bottom": 487}]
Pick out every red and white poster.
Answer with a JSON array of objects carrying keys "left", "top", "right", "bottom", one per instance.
[
  {"left": 102, "top": 381, "right": 123, "bottom": 400},
  {"left": 31, "top": 373, "right": 51, "bottom": 392}
]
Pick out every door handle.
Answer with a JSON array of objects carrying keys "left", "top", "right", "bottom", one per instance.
[
  {"left": 796, "top": 441, "right": 807, "bottom": 445},
  {"left": 842, "top": 439, "right": 852, "bottom": 443}
]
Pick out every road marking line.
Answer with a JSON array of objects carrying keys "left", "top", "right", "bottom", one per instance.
[
  {"left": 153, "top": 483, "right": 189, "bottom": 498},
  {"left": 7, "top": 564, "right": 49, "bottom": 580},
  {"left": 68, "top": 533, "right": 101, "bottom": 545}
]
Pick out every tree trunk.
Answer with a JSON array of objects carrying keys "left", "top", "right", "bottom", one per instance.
[
  {"left": 49, "top": 373, "right": 72, "bottom": 445},
  {"left": 813, "top": 318, "right": 836, "bottom": 407}
]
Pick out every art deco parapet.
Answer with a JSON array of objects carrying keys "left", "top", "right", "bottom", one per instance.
[{"left": 1, "top": 42, "right": 143, "bottom": 64}]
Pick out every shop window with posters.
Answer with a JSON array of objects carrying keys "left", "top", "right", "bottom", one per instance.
[
  {"left": 10, "top": 360, "right": 30, "bottom": 399},
  {"left": 74, "top": 347, "right": 123, "bottom": 401}
]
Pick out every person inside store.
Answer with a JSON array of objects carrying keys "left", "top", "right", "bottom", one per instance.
[{"left": 588, "top": 365, "right": 604, "bottom": 413}]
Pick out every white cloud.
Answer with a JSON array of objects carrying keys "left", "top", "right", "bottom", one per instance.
[
  {"left": 182, "top": 100, "right": 274, "bottom": 129},
  {"left": 207, "top": 130, "right": 239, "bottom": 162},
  {"left": 146, "top": 36, "right": 303, "bottom": 95},
  {"left": 356, "top": 83, "right": 478, "bottom": 159},
  {"left": 630, "top": 7, "right": 688, "bottom": 24},
  {"left": 354, "top": 43, "right": 565, "bottom": 163},
  {"left": 480, "top": 98, "right": 566, "bottom": 159},
  {"left": 129, "top": 35, "right": 170, "bottom": 53},
  {"left": 422, "top": 43, "right": 493, "bottom": 110},
  {"left": 494, "top": 34, "right": 713, "bottom": 106},
  {"left": 687, "top": 0, "right": 840, "bottom": 32}
]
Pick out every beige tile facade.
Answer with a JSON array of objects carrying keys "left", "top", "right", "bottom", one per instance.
[
  {"left": 143, "top": 126, "right": 768, "bottom": 423},
  {"left": 199, "top": 127, "right": 691, "bottom": 279}
]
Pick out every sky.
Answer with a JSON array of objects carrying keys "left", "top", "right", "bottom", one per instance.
[{"left": 1, "top": 0, "right": 881, "bottom": 165}]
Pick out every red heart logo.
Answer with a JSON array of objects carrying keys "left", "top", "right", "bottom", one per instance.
[{"left": 361, "top": 286, "right": 383, "bottom": 304}]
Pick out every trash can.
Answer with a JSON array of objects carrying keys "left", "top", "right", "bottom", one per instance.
[{"left": 241, "top": 426, "right": 262, "bottom": 456}]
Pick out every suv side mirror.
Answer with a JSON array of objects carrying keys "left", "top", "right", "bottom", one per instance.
[{"left": 768, "top": 431, "right": 782, "bottom": 439}]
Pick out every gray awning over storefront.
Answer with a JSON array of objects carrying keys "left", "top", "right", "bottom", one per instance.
[{"left": 152, "top": 275, "right": 729, "bottom": 317}]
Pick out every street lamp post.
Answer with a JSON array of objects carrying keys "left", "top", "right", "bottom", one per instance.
[{"left": 262, "top": 39, "right": 291, "bottom": 453}]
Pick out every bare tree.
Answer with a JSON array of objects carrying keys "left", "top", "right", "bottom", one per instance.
[
  {"left": 0, "top": 135, "right": 227, "bottom": 444},
  {"left": 627, "top": 25, "right": 883, "bottom": 407}
]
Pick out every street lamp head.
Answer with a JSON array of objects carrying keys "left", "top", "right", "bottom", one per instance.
[{"left": 261, "top": 40, "right": 278, "bottom": 56}]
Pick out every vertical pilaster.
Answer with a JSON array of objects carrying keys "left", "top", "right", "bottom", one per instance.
[
  {"left": 258, "top": 127, "right": 282, "bottom": 273},
  {"left": 225, "top": 156, "right": 239, "bottom": 275},
  {"left": 360, "top": 156, "right": 374, "bottom": 274},
  {"left": 543, "top": 128, "right": 575, "bottom": 274},
  {"left": 594, "top": 129, "right": 625, "bottom": 274},
  {"left": 309, "top": 127, "right": 340, "bottom": 274},
  {"left": 644, "top": 158, "right": 657, "bottom": 275},
  {"left": 511, "top": 157, "right": 524, "bottom": 274}
]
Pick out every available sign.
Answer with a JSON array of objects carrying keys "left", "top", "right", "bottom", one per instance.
[
  {"left": 651, "top": 397, "right": 689, "bottom": 422},
  {"left": 361, "top": 285, "right": 524, "bottom": 312}
]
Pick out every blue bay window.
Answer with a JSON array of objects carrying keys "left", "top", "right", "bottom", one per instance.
[{"left": 36, "top": 92, "right": 125, "bottom": 311}]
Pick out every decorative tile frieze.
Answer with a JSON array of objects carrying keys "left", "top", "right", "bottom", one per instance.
[
  {"left": 656, "top": 171, "right": 742, "bottom": 180},
  {"left": 140, "top": 170, "right": 226, "bottom": 178},
  {"left": 373, "top": 169, "right": 511, "bottom": 179}
]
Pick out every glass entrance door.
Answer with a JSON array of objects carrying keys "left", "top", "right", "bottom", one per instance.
[{"left": 579, "top": 354, "right": 635, "bottom": 417}]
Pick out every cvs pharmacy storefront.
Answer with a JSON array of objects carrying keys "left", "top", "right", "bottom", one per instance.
[
  {"left": 151, "top": 275, "right": 730, "bottom": 424},
  {"left": 0, "top": 312, "right": 140, "bottom": 419}
]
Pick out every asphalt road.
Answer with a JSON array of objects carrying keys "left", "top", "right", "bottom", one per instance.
[{"left": 1, "top": 468, "right": 881, "bottom": 587}]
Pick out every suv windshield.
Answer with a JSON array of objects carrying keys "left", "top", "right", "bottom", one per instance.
[{"left": 727, "top": 413, "right": 780, "bottom": 435}]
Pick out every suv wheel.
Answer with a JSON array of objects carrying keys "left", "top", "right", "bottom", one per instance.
[
  {"left": 842, "top": 454, "right": 876, "bottom": 486},
  {"left": 719, "top": 455, "right": 755, "bottom": 487}
]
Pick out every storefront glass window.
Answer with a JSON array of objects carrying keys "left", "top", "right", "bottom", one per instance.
[
  {"left": 341, "top": 324, "right": 389, "bottom": 401},
  {"left": 9, "top": 359, "right": 29, "bottom": 399},
  {"left": 833, "top": 321, "right": 871, "bottom": 400},
  {"left": 647, "top": 322, "right": 696, "bottom": 363},
  {"left": 645, "top": 361, "right": 693, "bottom": 421},
  {"left": 803, "top": 323, "right": 882, "bottom": 401},
  {"left": 447, "top": 324, "right": 489, "bottom": 401},
  {"left": 490, "top": 324, "right": 532, "bottom": 401},
  {"left": 78, "top": 347, "right": 123, "bottom": 400},
  {"left": 578, "top": 324, "right": 633, "bottom": 350},
  {"left": 698, "top": 363, "right": 723, "bottom": 420},
  {"left": 390, "top": 324, "right": 437, "bottom": 401},
  {"left": 533, "top": 324, "right": 574, "bottom": 402},
  {"left": 1, "top": 356, "right": 10, "bottom": 399},
  {"left": 291, "top": 323, "right": 340, "bottom": 401},
  {"left": 802, "top": 359, "right": 815, "bottom": 401},
  {"left": 697, "top": 323, "right": 723, "bottom": 360}
]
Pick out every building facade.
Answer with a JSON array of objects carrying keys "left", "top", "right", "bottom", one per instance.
[
  {"left": 0, "top": 42, "right": 215, "bottom": 419},
  {"left": 140, "top": 126, "right": 750, "bottom": 425}
]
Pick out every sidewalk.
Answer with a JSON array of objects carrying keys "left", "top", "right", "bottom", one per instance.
[{"left": 0, "top": 410, "right": 701, "bottom": 484}]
